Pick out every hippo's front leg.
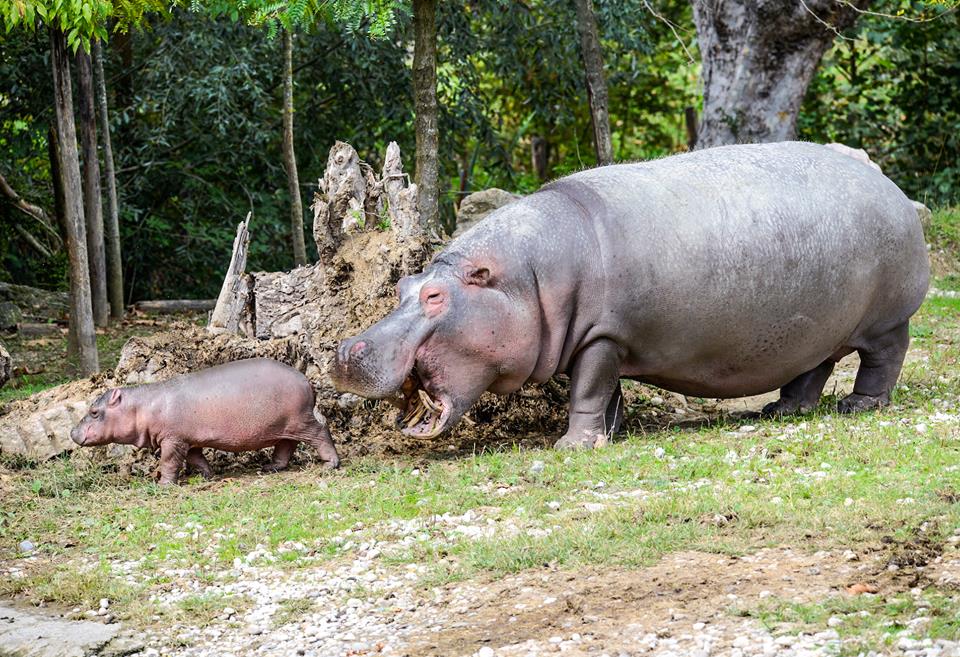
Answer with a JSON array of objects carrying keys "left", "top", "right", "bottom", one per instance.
[
  {"left": 555, "top": 338, "right": 624, "bottom": 450},
  {"left": 157, "top": 438, "right": 189, "bottom": 485}
]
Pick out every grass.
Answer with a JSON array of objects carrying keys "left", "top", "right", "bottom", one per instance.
[
  {"left": 928, "top": 206, "right": 960, "bottom": 254},
  {"left": 740, "top": 589, "right": 960, "bottom": 654},
  {"left": 272, "top": 597, "right": 315, "bottom": 627},
  {"left": 0, "top": 212, "right": 959, "bottom": 643}
]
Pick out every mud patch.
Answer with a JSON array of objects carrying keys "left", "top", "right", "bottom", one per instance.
[{"left": 402, "top": 547, "right": 893, "bottom": 657}]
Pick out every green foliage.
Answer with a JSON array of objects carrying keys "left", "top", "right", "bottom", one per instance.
[
  {"left": 799, "top": 0, "right": 960, "bottom": 206},
  {"left": 194, "top": 0, "right": 406, "bottom": 37}
]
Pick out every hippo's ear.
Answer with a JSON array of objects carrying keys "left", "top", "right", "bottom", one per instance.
[
  {"left": 464, "top": 266, "right": 491, "bottom": 287},
  {"left": 108, "top": 388, "right": 122, "bottom": 407}
]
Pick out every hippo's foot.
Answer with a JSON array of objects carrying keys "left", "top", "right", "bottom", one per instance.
[
  {"left": 837, "top": 392, "right": 890, "bottom": 414},
  {"left": 554, "top": 429, "right": 609, "bottom": 450},
  {"left": 260, "top": 462, "right": 290, "bottom": 474},
  {"left": 758, "top": 360, "right": 837, "bottom": 419},
  {"left": 758, "top": 398, "right": 814, "bottom": 418}
]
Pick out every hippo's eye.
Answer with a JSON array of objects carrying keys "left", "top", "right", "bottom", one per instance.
[{"left": 90, "top": 410, "right": 100, "bottom": 419}]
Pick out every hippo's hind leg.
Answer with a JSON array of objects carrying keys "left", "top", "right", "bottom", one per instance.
[
  {"left": 185, "top": 447, "right": 214, "bottom": 480},
  {"left": 262, "top": 440, "right": 297, "bottom": 473},
  {"left": 761, "top": 360, "right": 836, "bottom": 417},
  {"left": 297, "top": 413, "right": 340, "bottom": 469},
  {"left": 839, "top": 321, "right": 910, "bottom": 413},
  {"left": 555, "top": 338, "right": 623, "bottom": 450}
]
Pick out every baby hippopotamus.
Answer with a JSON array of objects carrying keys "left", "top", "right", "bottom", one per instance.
[{"left": 71, "top": 358, "right": 339, "bottom": 484}]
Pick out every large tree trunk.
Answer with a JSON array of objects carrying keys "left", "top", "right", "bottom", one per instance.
[
  {"left": 93, "top": 40, "right": 124, "bottom": 319},
  {"left": 282, "top": 30, "right": 307, "bottom": 267},
  {"left": 412, "top": 0, "right": 440, "bottom": 232},
  {"left": 574, "top": 0, "right": 613, "bottom": 166},
  {"left": 691, "top": 0, "right": 869, "bottom": 148},
  {"left": 50, "top": 29, "right": 98, "bottom": 375},
  {"left": 76, "top": 47, "right": 109, "bottom": 327}
]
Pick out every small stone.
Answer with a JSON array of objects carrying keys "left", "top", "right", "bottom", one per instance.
[
  {"left": 476, "top": 647, "right": 495, "bottom": 657},
  {"left": 223, "top": 606, "right": 236, "bottom": 616},
  {"left": 529, "top": 461, "right": 545, "bottom": 476},
  {"left": 827, "top": 616, "right": 843, "bottom": 627},
  {"left": 692, "top": 622, "right": 706, "bottom": 631},
  {"left": 18, "top": 540, "right": 35, "bottom": 553},
  {"left": 653, "top": 447, "right": 666, "bottom": 459},
  {"left": 99, "top": 598, "right": 110, "bottom": 609},
  {"left": 546, "top": 500, "right": 561, "bottom": 511},
  {"left": 246, "top": 626, "right": 264, "bottom": 635},
  {"left": 739, "top": 425, "right": 756, "bottom": 433},
  {"left": 844, "top": 497, "right": 854, "bottom": 506},
  {"left": 843, "top": 549, "right": 859, "bottom": 561}
]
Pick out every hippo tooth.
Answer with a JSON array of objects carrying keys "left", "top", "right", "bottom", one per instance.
[{"left": 418, "top": 389, "right": 441, "bottom": 413}]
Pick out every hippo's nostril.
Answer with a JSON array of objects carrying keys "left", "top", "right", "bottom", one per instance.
[{"left": 349, "top": 341, "right": 367, "bottom": 358}]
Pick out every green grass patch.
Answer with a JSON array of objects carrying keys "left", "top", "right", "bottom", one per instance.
[
  {"left": 928, "top": 206, "right": 960, "bottom": 253},
  {"left": 272, "top": 597, "right": 315, "bottom": 627},
  {"left": 0, "top": 560, "right": 140, "bottom": 612},
  {"left": 173, "top": 592, "right": 250, "bottom": 628},
  {"left": 740, "top": 589, "right": 960, "bottom": 652}
]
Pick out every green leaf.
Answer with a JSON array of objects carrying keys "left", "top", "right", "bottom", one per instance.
[{"left": 82, "top": 2, "right": 91, "bottom": 21}]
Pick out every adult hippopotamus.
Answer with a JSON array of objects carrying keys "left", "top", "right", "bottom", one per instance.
[
  {"left": 331, "top": 142, "right": 929, "bottom": 448},
  {"left": 71, "top": 358, "right": 339, "bottom": 483}
]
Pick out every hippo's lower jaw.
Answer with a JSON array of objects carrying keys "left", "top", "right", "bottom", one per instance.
[{"left": 397, "top": 374, "right": 450, "bottom": 438}]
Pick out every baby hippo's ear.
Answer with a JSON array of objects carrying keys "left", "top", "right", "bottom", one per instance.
[{"left": 108, "top": 388, "right": 123, "bottom": 407}]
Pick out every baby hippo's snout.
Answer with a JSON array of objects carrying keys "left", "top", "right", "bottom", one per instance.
[{"left": 70, "top": 424, "right": 84, "bottom": 446}]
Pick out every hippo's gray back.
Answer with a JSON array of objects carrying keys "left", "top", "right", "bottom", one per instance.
[{"left": 467, "top": 142, "right": 929, "bottom": 397}]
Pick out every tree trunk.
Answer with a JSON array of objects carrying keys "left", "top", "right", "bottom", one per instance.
[
  {"left": 412, "top": 0, "right": 440, "bottom": 232},
  {"left": 574, "top": 0, "right": 613, "bottom": 166},
  {"left": 691, "top": 0, "right": 869, "bottom": 148},
  {"left": 93, "top": 40, "right": 124, "bottom": 319},
  {"left": 50, "top": 28, "right": 98, "bottom": 375},
  {"left": 282, "top": 30, "right": 307, "bottom": 267},
  {"left": 76, "top": 47, "right": 109, "bottom": 327}
]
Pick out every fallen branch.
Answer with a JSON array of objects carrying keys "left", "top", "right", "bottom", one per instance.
[{"left": 134, "top": 299, "right": 217, "bottom": 313}]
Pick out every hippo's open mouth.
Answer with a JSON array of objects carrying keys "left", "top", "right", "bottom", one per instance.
[{"left": 396, "top": 370, "right": 450, "bottom": 438}]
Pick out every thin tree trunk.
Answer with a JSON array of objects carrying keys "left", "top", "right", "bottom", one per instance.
[
  {"left": 76, "top": 47, "right": 109, "bottom": 327},
  {"left": 282, "top": 30, "right": 307, "bottom": 267},
  {"left": 50, "top": 28, "right": 98, "bottom": 375},
  {"left": 93, "top": 40, "right": 124, "bottom": 319},
  {"left": 574, "top": 0, "right": 613, "bottom": 166},
  {"left": 691, "top": 0, "right": 869, "bottom": 148},
  {"left": 413, "top": 0, "right": 439, "bottom": 232}
]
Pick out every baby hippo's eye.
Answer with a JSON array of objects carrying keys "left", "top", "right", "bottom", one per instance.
[
  {"left": 426, "top": 292, "right": 441, "bottom": 303},
  {"left": 90, "top": 409, "right": 100, "bottom": 419}
]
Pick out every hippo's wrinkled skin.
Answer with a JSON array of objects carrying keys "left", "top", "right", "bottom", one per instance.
[
  {"left": 331, "top": 142, "right": 930, "bottom": 448},
  {"left": 71, "top": 358, "right": 339, "bottom": 483}
]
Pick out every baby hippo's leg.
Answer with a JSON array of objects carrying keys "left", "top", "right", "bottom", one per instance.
[
  {"left": 305, "top": 424, "right": 340, "bottom": 469},
  {"left": 158, "top": 438, "right": 189, "bottom": 486},
  {"left": 185, "top": 447, "right": 214, "bottom": 480},
  {"left": 262, "top": 440, "right": 296, "bottom": 473}
]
